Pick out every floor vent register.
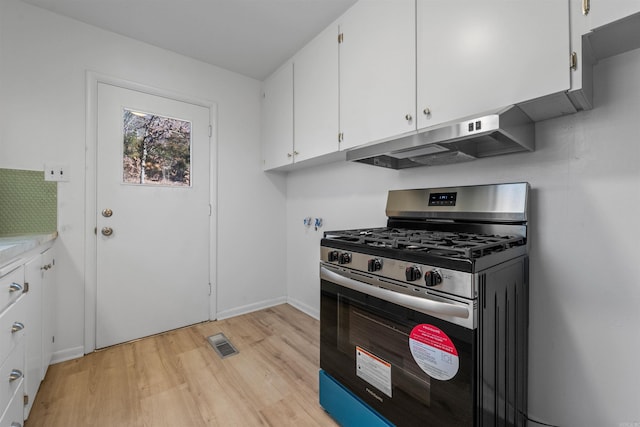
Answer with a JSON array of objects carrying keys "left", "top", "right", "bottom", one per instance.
[{"left": 207, "top": 333, "right": 239, "bottom": 358}]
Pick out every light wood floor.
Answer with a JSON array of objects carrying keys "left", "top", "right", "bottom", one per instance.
[{"left": 26, "top": 304, "right": 339, "bottom": 426}]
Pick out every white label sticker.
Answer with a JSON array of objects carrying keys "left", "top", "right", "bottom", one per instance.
[
  {"left": 409, "top": 324, "right": 459, "bottom": 381},
  {"left": 356, "top": 346, "right": 392, "bottom": 397}
]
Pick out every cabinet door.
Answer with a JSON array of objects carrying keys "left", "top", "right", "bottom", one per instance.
[
  {"left": 294, "top": 24, "right": 340, "bottom": 163},
  {"left": 261, "top": 62, "right": 294, "bottom": 170},
  {"left": 23, "top": 255, "right": 43, "bottom": 418},
  {"left": 41, "top": 248, "right": 55, "bottom": 379},
  {"left": 589, "top": 0, "right": 640, "bottom": 29},
  {"left": 417, "top": 0, "right": 570, "bottom": 129},
  {"left": 1, "top": 266, "right": 24, "bottom": 312},
  {"left": 0, "top": 340, "right": 24, "bottom": 424},
  {"left": 0, "top": 379, "right": 25, "bottom": 427},
  {"left": 339, "top": 0, "right": 416, "bottom": 150}
]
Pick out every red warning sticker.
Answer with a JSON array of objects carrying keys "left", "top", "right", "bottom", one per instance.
[{"left": 409, "top": 324, "right": 459, "bottom": 380}]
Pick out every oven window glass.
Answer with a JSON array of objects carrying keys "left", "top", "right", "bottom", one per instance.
[{"left": 321, "top": 280, "right": 475, "bottom": 427}]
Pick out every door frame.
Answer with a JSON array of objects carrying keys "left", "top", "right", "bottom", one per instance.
[{"left": 84, "top": 71, "right": 218, "bottom": 354}]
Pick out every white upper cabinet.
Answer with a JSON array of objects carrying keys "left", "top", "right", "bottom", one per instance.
[
  {"left": 261, "top": 61, "right": 294, "bottom": 170},
  {"left": 416, "top": 0, "right": 570, "bottom": 129},
  {"left": 293, "top": 24, "right": 340, "bottom": 162},
  {"left": 587, "top": 0, "right": 640, "bottom": 29},
  {"left": 338, "top": 0, "right": 416, "bottom": 150}
]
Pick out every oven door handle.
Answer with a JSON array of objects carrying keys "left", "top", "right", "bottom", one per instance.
[{"left": 321, "top": 266, "right": 470, "bottom": 319}]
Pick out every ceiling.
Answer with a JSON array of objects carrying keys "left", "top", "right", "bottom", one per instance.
[{"left": 20, "top": 0, "right": 357, "bottom": 81}]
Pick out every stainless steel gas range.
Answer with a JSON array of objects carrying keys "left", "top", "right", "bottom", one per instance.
[{"left": 319, "top": 183, "right": 529, "bottom": 427}]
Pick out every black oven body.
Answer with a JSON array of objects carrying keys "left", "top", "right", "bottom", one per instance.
[{"left": 320, "top": 256, "right": 528, "bottom": 427}]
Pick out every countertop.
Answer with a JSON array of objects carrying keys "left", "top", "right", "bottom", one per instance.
[{"left": 0, "top": 232, "right": 58, "bottom": 270}]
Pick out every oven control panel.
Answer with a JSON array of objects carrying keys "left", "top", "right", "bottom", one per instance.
[
  {"left": 424, "top": 270, "right": 443, "bottom": 287},
  {"left": 321, "top": 247, "right": 475, "bottom": 299},
  {"left": 328, "top": 250, "right": 353, "bottom": 265},
  {"left": 405, "top": 265, "right": 422, "bottom": 281}
]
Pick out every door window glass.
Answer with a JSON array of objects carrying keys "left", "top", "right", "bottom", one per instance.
[{"left": 123, "top": 109, "right": 192, "bottom": 186}]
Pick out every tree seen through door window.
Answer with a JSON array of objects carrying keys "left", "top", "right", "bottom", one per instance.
[{"left": 123, "top": 109, "right": 192, "bottom": 186}]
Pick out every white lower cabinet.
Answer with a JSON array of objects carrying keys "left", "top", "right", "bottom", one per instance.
[
  {"left": 41, "top": 249, "right": 55, "bottom": 379},
  {"left": 0, "top": 376, "right": 24, "bottom": 427},
  {"left": 1, "top": 269, "right": 26, "bottom": 426},
  {"left": 0, "top": 330, "right": 25, "bottom": 426},
  {"left": 23, "top": 255, "right": 43, "bottom": 419},
  {"left": 0, "top": 240, "right": 56, "bottom": 425}
]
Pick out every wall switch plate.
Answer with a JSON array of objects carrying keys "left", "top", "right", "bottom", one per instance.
[{"left": 44, "top": 163, "right": 70, "bottom": 182}]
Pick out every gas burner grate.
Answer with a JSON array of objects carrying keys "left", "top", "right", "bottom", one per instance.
[{"left": 325, "top": 227, "right": 525, "bottom": 260}]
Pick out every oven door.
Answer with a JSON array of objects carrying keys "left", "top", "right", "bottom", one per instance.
[{"left": 320, "top": 265, "right": 476, "bottom": 427}]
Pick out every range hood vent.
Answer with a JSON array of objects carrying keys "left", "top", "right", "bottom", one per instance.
[{"left": 346, "top": 106, "right": 534, "bottom": 169}]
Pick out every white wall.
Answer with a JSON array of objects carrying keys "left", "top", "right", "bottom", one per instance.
[
  {"left": 286, "top": 50, "right": 640, "bottom": 426},
  {"left": 2, "top": 0, "right": 639, "bottom": 424},
  {"left": 0, "top": 0, "right": 287, "bottom": 358}
]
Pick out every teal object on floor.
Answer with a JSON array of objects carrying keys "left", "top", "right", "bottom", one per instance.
[{"left": 319, "top": 370, "right": 394, "bottom": 427}]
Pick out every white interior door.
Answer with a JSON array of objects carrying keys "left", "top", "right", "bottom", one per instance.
[{"left": 96, "top": 82, "right": 211, "bottom": 349}]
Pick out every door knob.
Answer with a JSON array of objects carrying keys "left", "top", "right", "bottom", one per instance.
[
  {"left": 11, "top": 322, "right": 25, "bottom": 333},
  {"left": 102, "top": 208, "right": 113, "bottom": 217},
  {"left": 8, "top": 283, "right": 22, "bottom": 293},
  {"left": 101, "top": 227, "right": 114, "bottom": 236},
  {"left": 9, "top": 369, "right": 23, "bottom": 382}
]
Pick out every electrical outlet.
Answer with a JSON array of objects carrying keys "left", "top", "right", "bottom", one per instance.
[{"left": 44, "top": 163, "right": 70, "bottom": 182}]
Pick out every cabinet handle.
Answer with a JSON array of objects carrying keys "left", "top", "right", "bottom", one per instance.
[
  {"left": 405, "top": 114, "right": 412, "bottom": 122},
  {"left": 582, "top": 0, "right": 590, "bottom": 15},
  {"left": 11, "top": 322, "right": 25, "bottom": 333},
  {"left": 9, "top": 369, "right": 23, "bottom": 382},
  {"left": 423, "top": 108, "right": 431, "bottom": 116},
  {"left": 8, "top": 282, "right": 23, "bottom": 293},
  {"left": 293, "top": 151, "right": 299, "bottom": 156},
  {"left": 287, "top": 153, "right": 293, "bottom": 158}
]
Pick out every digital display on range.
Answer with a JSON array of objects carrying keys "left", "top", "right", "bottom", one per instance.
[{"left": 429, "top": 192, "right": 457, "bottom": 206}]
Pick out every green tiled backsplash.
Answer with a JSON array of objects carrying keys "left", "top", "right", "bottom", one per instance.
[{"left": 0, "top": 168, "right": 57, "bottom": 235}]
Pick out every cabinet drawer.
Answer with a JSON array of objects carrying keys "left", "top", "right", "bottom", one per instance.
[
  {"left": 0, "top": 267, "right": 24, "bottom": 314},
  {"left": 0, "top": 377, "right": 24, "bottom": 427},
  {"left": 0, "top": 296, "right": 26, "bottom": 368},
  {"left": 0, "top": 341, "right": 24, "bottom": 418}
]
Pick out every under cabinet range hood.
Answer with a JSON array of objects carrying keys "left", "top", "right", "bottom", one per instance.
[{"left": 346, "top": 105, "right": 534, "bottom": 169}]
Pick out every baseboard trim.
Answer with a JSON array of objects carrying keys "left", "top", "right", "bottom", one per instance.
[
  {"left": 287, "top": 297, "right": 319, "bottom": 320},
  {"left": 52, "top": 298, "right": 313, "bottom": 364},
  {"left": 51, "top": 346, "right": 85, "bottom": 364},
  {"left": 216, "top": 296, "right": 287, "bottom": 320}
]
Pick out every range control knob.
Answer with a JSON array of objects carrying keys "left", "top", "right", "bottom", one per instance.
[
  {"left": 424, "top": 270, "right": 443, "bottom": 287},
  {"left": 338, "top": 252, "right": 352, "bottom": 265},
  {"left": 367, "top": 258, "right": 383, "bottom": 272},
  {"left": 405, "top": 266, "right": 422, "bottom": 282},
  {"left": 328, "top": 251, "right": 339, "bottom": 262}
]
